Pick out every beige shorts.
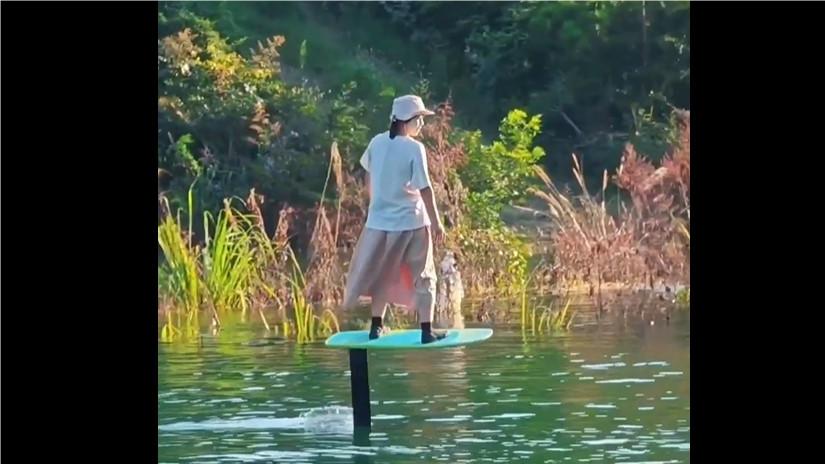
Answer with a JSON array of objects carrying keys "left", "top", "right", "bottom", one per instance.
[{"left": 343, "top": 226, "right": 437, "bottom": 313}]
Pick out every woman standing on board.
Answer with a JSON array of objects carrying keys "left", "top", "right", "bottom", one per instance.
[{"left": 343, "top": 95, "right": 446, "bottom": 344}]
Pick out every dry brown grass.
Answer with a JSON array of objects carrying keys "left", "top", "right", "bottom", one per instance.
[
  {"left": 531, "top": 110, "right": 690, "bottom": 306},
  {"left": 419, "top": 102, "right": 470, "bottom": 229}
]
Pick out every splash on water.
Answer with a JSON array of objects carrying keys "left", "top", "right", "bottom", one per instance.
[{"left": 299, "top": 406, "right": 354, "bottom": 434}]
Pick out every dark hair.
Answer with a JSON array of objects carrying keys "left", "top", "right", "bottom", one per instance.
[
  {"left": 389, "top": 116, "right": 416, "bottom": 139},
  {"left": 389, "top": 119, "right": 402, "bottom": 139}
]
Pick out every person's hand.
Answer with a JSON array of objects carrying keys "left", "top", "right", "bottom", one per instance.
[{"left": 432, "top": 222, "right": 446, "bottom": 245}]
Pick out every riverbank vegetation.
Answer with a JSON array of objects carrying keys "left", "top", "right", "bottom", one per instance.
[{"left": 157, "top": 2, "right": 690, "bottom": 341}]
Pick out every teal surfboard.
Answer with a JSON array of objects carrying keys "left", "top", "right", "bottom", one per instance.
[{"left": 325, "top": 328, "right": 493, "bottom": 350}]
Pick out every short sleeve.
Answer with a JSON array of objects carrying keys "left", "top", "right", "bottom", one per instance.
[
  {"left": 359, "top": 140, "right": 371, "bottom": 172},
  {"left": 410, "top": 144, "right": 432, "bottom": 190}
]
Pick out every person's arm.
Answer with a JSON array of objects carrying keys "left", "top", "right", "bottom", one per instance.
[
  {"left": 420, "top": 186, "right": 444, "bottom": 243},
  {"left": 360, "top": 141, "right": 372, "bottom": 201},
  {"left": 410, "top": 144, "right": 444, "bottom": 243}
]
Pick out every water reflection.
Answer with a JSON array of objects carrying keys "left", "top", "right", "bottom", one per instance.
[{"left": 159, "top": 308, "right": 689, "bottom": 463}]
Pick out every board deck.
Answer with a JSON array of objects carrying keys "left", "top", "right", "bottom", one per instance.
[{"left": 325, "top": 328, "right": 493, "bottom": 350}]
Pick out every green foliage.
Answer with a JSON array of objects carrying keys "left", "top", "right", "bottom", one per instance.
[
  {"left": 158, "top": 192, "right": 340, "bottom": 343},
  {"left": 675, "top": 287, "right": 690, "bottom": 308},
  {"left": 528, "top": 299, "right": 576, "bottom": 335},
  {"left": 156, "top": 3, "right": 690, "bottom": 321},
  {"left": 377, "top": 1, "right": 689, "bottom": 181},
  {"left": 299, "top": 39, "right": 307, "bottom": 70},
  {"left": 325, "top": 82, "right": 370, "bottom": 168},
  {"left": 158, "top": 2, "right": 689, "bottom": 214},
  {"left": 167, "top": 134, "right": 200, "bottom": 178},
  {"left": 158, "top": 7, "right": 375, "bottom": 216},
  {"left": 202, "top": 207, "right": 254, "bottom": 315},
  {"left": 461, "top": 109, "right": 546, "bottom": 228},
  {"left": 450, "top": 223, "right": 530, "bottom": 299},
  {"left": 158, "top": 211, "right": 201, "bottom": 316}
]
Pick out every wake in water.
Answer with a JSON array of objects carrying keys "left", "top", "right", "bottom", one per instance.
[
  {"left": 299, "top": 406, "right": 354, "bottom": 434},
  {"left": 158, "top": 406, "right": 353, "bottom": 435}
]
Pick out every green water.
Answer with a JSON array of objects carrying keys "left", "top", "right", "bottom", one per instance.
[{"left": 158, "top": 309, "right": 689, "bottom": 463}]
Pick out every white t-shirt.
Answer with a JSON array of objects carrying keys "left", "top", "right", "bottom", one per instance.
[{"left": 360, "top": 131, "right": 432, "bottom": 231}]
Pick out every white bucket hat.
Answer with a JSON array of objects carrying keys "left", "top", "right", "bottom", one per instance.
[{"left": 390, "top": 95, "right": 435, "bottom": 122}]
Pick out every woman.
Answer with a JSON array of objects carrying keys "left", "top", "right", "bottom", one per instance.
[{"left": 343, "top": 95, "right": 447, "bottom": 344}]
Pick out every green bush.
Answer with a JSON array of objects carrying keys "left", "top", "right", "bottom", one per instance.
[
  {"left": 158, "top": 9, "right": 373, "bottom": 217},
  {"left": 449, "top": 223, "right": 530, "bottom": 299},
  {"left": 156, "top": 3, "right": 690, "bottom": 311},
  {"left": 461, "top": 109, "right": 546, "bottom": 228}
]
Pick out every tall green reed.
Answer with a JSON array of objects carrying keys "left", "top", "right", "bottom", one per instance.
[
  {"left": 519, "top": 268, "right": 576, "bottom": 335},
  {"left": 202, "top": 204, "right": 256, "bottom": 324},
  {"left": 158, "top": 180, "right": 341, "bottom": 343}
]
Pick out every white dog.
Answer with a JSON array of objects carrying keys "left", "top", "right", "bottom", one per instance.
[{"left": 436, "top": 250, "right": 465, "bottom": 329}]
